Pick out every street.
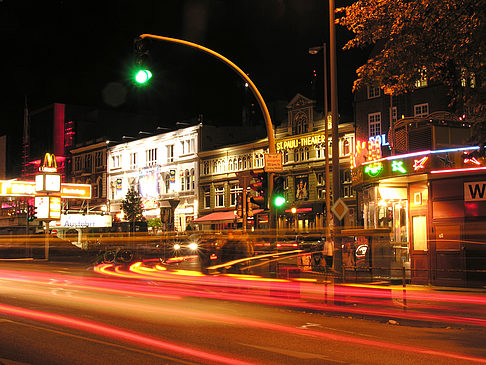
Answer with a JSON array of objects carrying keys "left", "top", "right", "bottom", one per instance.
[{"left": 0, "top": 260, "right": 485, "bottom": 364}]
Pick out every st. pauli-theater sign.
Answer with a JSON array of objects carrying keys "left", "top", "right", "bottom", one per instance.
[
  {"left": 351, "top": 144, "right": 486, "bottom": 185},
  {"left": 276, "top": 131, "right": 326, "bottom": 151}
]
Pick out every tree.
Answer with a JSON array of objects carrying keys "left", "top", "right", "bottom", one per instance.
[
  {"left": 337, "top": 0, "right": 486, "bottom": 141},
  {"left": 121, "top": 187, "right": 144, "bottom": 232}
]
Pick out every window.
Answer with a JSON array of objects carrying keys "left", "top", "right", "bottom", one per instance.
[
  {"left": 146, "top": 148, "right": 157, "bottom": 167},
  {"left": 229, "top": 159, "right": 234, "bottom": 171},
  {"left": 293, "top": 111, "right": 309, "bottom": 134},
  {"left": 164, "top": 173, "right": 170, "bottom": 193},
  {"left": 317, "top": 188, "right": 326, "bottom": 200},
  {"left": 95, "top": 151, "right": 103, "bottom": 168},
  {"left": 203, "top": 187, "right": 211, "bottom": 209},
  {"left": 185, "top": 170, "right": 190, "bottom": 191},
  {"left": 181, "top": 172, "right": 185, "bottom": 191},
  {"left": 230, "top": 184, "right": 242, "bottom": 206},
  {"left": 215, "top": 186, "right": 224, "bottom": 207},
  {"left": 283, "top": 150, "right": 289, "bottom": 163},
  {"left": 368, "top": 112, "right": 381, "bottom": 137},
  {"left": 167, "top": 145, "right": 174, "bottom": 163},
  {"left": 202, "top": 161, "right": 210, "bottom": 175},
  {"left": 190, "top": 169, "right": 195, "bottom": 190},
  {"left": 85, "top": 154, "right": 92, "bottom": 172},
  {"left": 367, "top": 85, "right": 381, "bottom": 99},
  {"left": 243, "top": 156, "right": 247, "bottom": 170},
  {"left": 415, "top": 67, "right": 428, "bottom": 88},
  {"left": 96, "top": 177, "right": 103, "bottom": 198},
  {"left": 316, "top": 172, "right": 324, "bottom": 186},
  {"left": 414, "top": 103, "right": 429, "bottom": 118},
  {"left": 343, "top": 185, "right": 353, "bottom": 198},
  {"left": 130, "top": 152, "right": 137, "bottom": 169},
  {"left": 75, "top": 156, "right": 82, "bottom": 171},
  {"left": 301, "top": 147, "right": 309, "bottom": 161},
  {"left": 294, "top": 149, "right": 300, "bottom": 162},
  {"left": 342, "top": 138, "right": 351, "bottom": 156},
  {"left": 111, "top": 155, "right": 121, "bottom": 169}
]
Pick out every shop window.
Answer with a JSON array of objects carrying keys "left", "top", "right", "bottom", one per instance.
[{"left": 215, "top": 186, "right": 225, "bottom": 207}]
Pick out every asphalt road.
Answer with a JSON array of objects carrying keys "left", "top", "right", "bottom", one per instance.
[{"left": 0, "top": 260, "right": 485, "bottom": 365}]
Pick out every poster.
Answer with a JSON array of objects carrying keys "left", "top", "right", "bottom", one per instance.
[{"left": 295, "top": 175, "right": 309, "bottom": 201}]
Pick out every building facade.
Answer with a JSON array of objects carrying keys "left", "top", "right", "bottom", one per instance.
[{"left": 107, "top": 125, "right": 201, "bottom": 232}]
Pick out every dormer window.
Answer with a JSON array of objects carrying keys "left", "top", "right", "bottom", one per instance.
[{"left": 292, "top": 111, "right": 309, "bottom": 135}]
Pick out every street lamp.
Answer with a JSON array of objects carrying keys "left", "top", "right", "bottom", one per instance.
[{"left": 309, "top": 43, "right": 331, "bottom": 235}]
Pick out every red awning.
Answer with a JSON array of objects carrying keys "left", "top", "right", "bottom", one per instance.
[{"left": 193, "top": 211, "right": 236, "bottom": 223}]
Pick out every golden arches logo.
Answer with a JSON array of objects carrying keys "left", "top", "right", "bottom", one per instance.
[{"left": 40, "top": 153, "right": 58, "bottom": 172}]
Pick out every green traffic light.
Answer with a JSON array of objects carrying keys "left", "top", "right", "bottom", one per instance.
[
  {"left": 274, "top": 196, "right": 286, "bottom": 207},
  {"left": 135, "top": 69, "right": 152, "bottom": 84}
]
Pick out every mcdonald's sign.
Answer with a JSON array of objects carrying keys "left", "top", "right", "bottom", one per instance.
[{"left": 39, "top": 153, "right": 58, "bottom": 173}]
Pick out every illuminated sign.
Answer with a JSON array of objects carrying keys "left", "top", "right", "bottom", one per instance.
[
  {"left": 391, "top": 160, "right": 407, "bottom": 173},
  {"left": 35, "top": 196, "right": 61, "bottom": 220},
  {"left": 351, "top": 138, "right": 382, "bottom": 168},
  {"left": 276, "top": 131, "right": 326, "bottom": 151},
  {"left": 39, "top": 153, "right": 58, "bottom": 173},
  {"left": 0, "top": 181, "right": 91, "bottom": 199},
  {"left": 364, "top": 163, "right": 383, "bottom": 177},
  {"left": 413, "top": 156, "right": 429, "bottom": 171},
  {"left": 60, "top": 214, "right": 112, "bottom": 228},
  {"left": 464, "top": 156, "right": 481, "bottom": 166},
  {"left": 369, "top": 133, "right": 389, "bottom": 147}
]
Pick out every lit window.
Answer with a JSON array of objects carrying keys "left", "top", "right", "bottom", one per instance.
[
  {"left": 145, "top": 148, "right": 157, "bottom": 167},
  {"left": 230, "top": 184, "right": 242, "bottom": 206},
  {"left": 215, "top": 186, "right": 225, "bottom": 207},
  {"left": 167, "top": 145, "right": 174, "bottom": 163},
  {"left": 415, "top": 67, "right": 428, "bottom": 88}
]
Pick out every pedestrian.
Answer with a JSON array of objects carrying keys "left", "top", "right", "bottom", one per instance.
[{"left": 323, "top": 238, "right": 334, "bottom": 269}]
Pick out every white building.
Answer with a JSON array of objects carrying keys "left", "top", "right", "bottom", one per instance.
[{"left": 107, "top": 124, "right": 201, "bottom": 231}]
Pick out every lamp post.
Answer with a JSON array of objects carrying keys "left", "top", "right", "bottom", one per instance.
[
  {"left": 329, "top": 0, "right": 340, "bottom": 213},
  {"left": 309, "top": 43, "right": 331, "bottom": 236}
]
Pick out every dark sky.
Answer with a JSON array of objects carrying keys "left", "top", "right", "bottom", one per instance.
[{"left": 0, "top": 0, "right": 368, "bottom": 161}]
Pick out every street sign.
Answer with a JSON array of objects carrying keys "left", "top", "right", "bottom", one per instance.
[
  {"left": 331, "top": 198, "right": 349, "bottom": 221},
  {"left": 264, "top": 153, "right": 283, "bottom": 172}
]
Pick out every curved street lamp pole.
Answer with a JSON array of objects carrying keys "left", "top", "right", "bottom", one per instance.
[
  {"left": 138, "top": 34, "right": 276, "bottom": 228},
  {"left": 138, "top": 34, "right": 276, "bottom": 154}
]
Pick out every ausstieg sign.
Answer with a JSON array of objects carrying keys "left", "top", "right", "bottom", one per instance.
[{"left": 464, "top": 181, "right": 486, "bottom": 201}]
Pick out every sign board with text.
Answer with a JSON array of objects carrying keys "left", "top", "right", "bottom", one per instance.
[{"left": 264, "top": 153, "right": 283, "bottom": 172}]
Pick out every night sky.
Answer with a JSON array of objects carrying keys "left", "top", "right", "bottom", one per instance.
[{"left": 0, "top": 0, "right": 368, "bottom": 174}]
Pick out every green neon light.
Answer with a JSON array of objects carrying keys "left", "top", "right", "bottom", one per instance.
[
  {"left": 364, "top": 163, "right": 383, "bottom": 177},
  {"left": 392, "top": 160, "right": 407, "bottom": 173}
]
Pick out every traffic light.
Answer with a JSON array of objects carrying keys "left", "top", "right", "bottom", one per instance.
[
  {"left": 249, "top": 170, "right": 268, "bottom": 209},
  {"left": 273, "top": 175, "right": 286, "bottom": 207},
  {"left": 28, "top": 205, "right": 37, "bottom": 222},
  {"left": 133, "top": 37, "right": 152, "bottom": 85}
]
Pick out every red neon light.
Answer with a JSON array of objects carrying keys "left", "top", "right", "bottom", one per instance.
[
  {"left": 284, "top": 208, "right": 312, "bottom": 213},
  {"left": 413, "top": 156, "right": 429, "bottom": 171},
  {"left": 431, "top": 166, "right": 486, "bottom": 174},
  {"left": 464, "top": 157, "right": 481, "bottom": 166}
]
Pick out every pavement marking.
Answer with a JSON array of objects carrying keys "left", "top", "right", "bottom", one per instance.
[{"left": 240, "top": 343, "right": 338, "bottom": 361}]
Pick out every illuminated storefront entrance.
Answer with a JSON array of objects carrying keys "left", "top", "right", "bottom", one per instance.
[{"left": 353, "top": 145, "right": 486, "bottom": 287}]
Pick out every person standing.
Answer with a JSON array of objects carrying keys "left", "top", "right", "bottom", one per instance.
[{"left": 323, "top": 237, "right": 334, "bottom": 269}]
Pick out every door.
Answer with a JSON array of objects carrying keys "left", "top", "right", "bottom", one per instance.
[{"left": 431, "top": 223, "right": 465, "bottom": 286}]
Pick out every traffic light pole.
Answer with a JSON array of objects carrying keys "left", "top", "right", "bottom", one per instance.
[{"left": 138, "top": 34, "right": 277, "bottom": 225}]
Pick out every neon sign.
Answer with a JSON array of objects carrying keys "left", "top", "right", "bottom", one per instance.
[
  {"left": 464, "top": 156, "right": 481, "bottom": 166},
  {"left": 413, "top": 156, "right": 429, "bottom": 171},
  {"left": 392, "top": 160, "right": 406, "bottom": 173},
  {"left": 364, "top": 163, "right": 383, "bottom": 177}
]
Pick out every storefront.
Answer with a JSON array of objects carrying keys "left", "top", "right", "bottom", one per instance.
[{"left": 352, "top": 144, "right": 486, "bottom": 286}]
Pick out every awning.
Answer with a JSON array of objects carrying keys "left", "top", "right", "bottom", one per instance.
[{"left": 193, "top": 211, "right": 236, "bottom": 223}]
